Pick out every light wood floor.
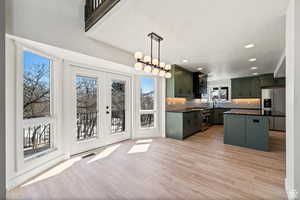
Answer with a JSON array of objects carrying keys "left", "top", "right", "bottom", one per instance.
[{"left": 8, "top": 126, "right": 286, "bottom": 200}]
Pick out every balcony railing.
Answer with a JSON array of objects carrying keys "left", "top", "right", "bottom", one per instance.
[
  {"left": 23, "top": 123, "right": 51, "bottom": 158},
  {"left": 111, "top": 110, "right": 125, "bottom": 133},
  {"left": 77, "top": 110, "right": 126, "bottom": 140},
  {"left": 77, "top": 111, "right": 98, "bottom": 141},
  {"left": 85, "top": 0, "right": 121, "bottom": 31}
]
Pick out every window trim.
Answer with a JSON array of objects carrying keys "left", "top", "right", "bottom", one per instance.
[{"left": 15, "top": 44, "right": 63, "bottom": 172}]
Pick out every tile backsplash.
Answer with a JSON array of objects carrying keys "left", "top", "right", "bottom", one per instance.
[{"left": 166, "top": 98, "right": 261, "bottom": 111}]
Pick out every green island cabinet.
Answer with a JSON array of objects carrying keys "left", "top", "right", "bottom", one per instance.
[
  {"left": 166, "top": 65, "right": 193, "bottom": 98},
  {"left": 231, "top": 74, "right": 286, "bottom": 99},
  {"left": 166, "top": 111, "right": 202, "bottom": 140},
  {"left": 224, "top": 114, "right": 269, "bottom": 151}
]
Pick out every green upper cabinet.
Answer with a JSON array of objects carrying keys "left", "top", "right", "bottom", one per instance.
[
  {"left": 231, "top": 79, "right": 241, "bottom": 99},
  {"left": 250, "top": 77, "right": 261, "bottom": 97},
  {"left": 231, "top": 77, "right": 261, "bottom": 99},
  {"left": 231, "top": 74, "right": 285, "bottom": 99},
  {"left": 259, "top": 74, "right": 274, "bottom": 87},
  {"left": 166, "top": 65, "right": 193, "bottom": 98}
]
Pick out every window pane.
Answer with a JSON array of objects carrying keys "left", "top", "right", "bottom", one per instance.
[
  {"left": 76, "top": 76, "right": 98, "bottom": 141},
  {"left": 210, "top": 88, "right": 219, "bottom": 100},
  {"left": 111, "top": 80, "right": 126, "bottom": 134},
  {"left": 140, "top": 78, "right": 155, "bottom": 110},
  {"left": 220, "top": 87, "right": 228, "bottom": 101},
  {"left": 23, "top": 123, "right": 51, "bottom": 158},
  {"left": 23, "top": 51, "right": 51, "bottom": 119},
  {"left": 141, "top": 114, "right": 154, "bottom": 128}
]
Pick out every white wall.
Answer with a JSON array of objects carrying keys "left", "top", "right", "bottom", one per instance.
[
  {"left": 0, "top": 0, "right": 6, "bottom": 198},
  {"left": 285, "top": 0, "right": 300, "bottom": 199},
  {"left": 5, "top": 0, "right": 134, "bottom": 67}
]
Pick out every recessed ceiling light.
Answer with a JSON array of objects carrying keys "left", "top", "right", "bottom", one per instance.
[
  {"left": 244, "top": 44, "right": 255, "bottom": 49},
  {"left": 253, "top": 72, "right": 259, "bottom": 76},
  {"left": 182, "top": 59, "right": 188, "bottom": 63},
  {"left": 249, "top": 58, "right": 257, "bottom": 62},
  {"left": 251, "top": 67, "right": 258, "bottom": 70},
  {"left": 197, "top": 67, "right": 203, "bottom": 71}
]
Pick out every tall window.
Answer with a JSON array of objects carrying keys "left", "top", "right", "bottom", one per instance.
[
  {"left": 22, "top": 51, "right": 53, "bottom": 158},
  {"left": 139, "top": 78, "right": 156, "bottom": 128}
]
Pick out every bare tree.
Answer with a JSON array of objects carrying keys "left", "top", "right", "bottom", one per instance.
[{"left": 23, "top": 63, "right": 50, "bottom": 119}]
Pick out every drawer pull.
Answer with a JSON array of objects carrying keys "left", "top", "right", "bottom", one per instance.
[{"left": 253, "top": 119, "right": 260, "bottom": 123}]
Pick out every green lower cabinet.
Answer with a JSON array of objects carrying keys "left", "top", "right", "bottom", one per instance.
[
  {"left": 166, "top": 113, "right": 184, "bottom": 140},
  {"left": 166, "top": 111, "right": 202, "bottom": 140},
  {"left": 224, "top": 114, "right": 269, "bottom": 151}
]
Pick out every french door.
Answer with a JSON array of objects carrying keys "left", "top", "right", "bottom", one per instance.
[{"left": 67, "top": 66, "right": 131, "bottom": 155}]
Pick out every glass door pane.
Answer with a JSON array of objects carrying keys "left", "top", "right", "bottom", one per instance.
[
  {"left": 76, "top": 76, "right": 98, "bottom": 141},
  {"left": 111, "top": 80, "right": 126, "bottom": 134}
]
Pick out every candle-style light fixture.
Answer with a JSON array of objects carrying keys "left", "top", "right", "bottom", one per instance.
[{"left": 134, "top": 32, "right": 172, "bottom": 78}]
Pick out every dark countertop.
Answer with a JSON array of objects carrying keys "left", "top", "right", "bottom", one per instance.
[
  {"left": 166, "top": 107, "right": 260, "bottom": 113},
  {"left": 224, "top": 109, "right": 286, "bottom": 117},
  {"left": 167, "top": 108, "right": 205, "bottom": 113}
]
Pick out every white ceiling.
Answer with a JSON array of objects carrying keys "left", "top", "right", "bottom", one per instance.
[{"left": 87, "top": 0, "right": 288, "bottom": 81}]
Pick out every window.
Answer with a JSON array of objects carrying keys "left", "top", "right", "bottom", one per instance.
[
  {"left": 219, "top": 87, "right": 229, "bottom": 101},
  {"left": 22, "top": 51, "right": 55, "bottom": 158},
  {"left": 210, "top": 87, "right": 229, "bottom": 101},
  {"left": 139, "top": 78, "right": 156, "bottom": 128},
  {"left": 211, "top": 88, "right": 219, "bottom": 101},
  {"left": 23, "top": 51, "right": 51, "bottom": 119}
]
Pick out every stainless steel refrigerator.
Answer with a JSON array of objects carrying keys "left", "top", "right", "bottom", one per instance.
[{"left": 261, "top": 87, "right": 286, "bottom": 131}]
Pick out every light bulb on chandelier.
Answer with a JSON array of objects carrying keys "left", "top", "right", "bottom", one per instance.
[
  {"left": 152, "top": 68, "right": 160, "bottom": 75},
  {"left": 144, "top": 65, "right": 152, "bottom": 73},
  {"left": 134, "top": 62, "right": 143, "bottom": 71}
]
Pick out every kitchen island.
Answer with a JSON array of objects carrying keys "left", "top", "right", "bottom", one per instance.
[{"left": 223, "top": 109, "right": 284, "bottom": 151}]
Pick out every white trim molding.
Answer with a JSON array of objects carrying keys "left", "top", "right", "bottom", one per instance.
[
  {"left": 286, "top": 178, "right": 298, "bottom": 200},
  {"left": 274, "top": 52, "right": 286, "bottom": 78}
]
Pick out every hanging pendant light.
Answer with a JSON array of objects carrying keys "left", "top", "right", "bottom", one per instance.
[{"left": 134, "top": 32, "right": 172, "bottom": 78}]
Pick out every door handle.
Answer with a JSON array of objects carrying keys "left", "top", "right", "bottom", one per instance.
[
  {"left": 253, "top": 119, "right": 260, "bottom": 123},
  {"left": 106, "top": 106, "right": 110, "bottom": 114}
]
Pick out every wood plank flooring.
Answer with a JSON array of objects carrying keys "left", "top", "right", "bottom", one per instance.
[{"left": 8, "top": 126, "right": 286, "bottom": 200}]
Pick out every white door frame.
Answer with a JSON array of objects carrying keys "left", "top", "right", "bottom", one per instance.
[{"left": 64, "top": 64, "right": 132, "bottom": 155}]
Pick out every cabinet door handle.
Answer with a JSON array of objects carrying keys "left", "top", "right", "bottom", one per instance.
[{"left": 253, "top": 119, "right": 260, "bottom": 123}]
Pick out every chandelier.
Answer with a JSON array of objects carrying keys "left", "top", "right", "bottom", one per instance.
[{"left": 134, "top": 32, "right": 172, "bottom": 78}]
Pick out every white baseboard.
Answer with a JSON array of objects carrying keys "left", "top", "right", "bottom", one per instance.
[
  {"left": 6, "top": 154, "right": 69, "bottom": 191},
  {"left": 285, "top": 178, "right": 298, "bottom": 200}
]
